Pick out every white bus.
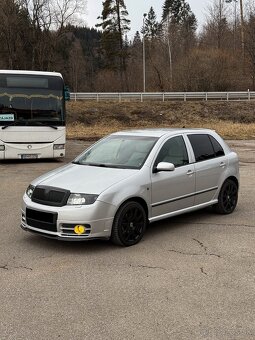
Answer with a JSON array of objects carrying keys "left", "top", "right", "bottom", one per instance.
[{"left": 0, "top": 70, "right": 69, "bottom": 160}]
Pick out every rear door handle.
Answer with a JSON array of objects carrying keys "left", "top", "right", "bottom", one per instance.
[{"left": 220, "top": 162, "right": 226, "bottom": 168}]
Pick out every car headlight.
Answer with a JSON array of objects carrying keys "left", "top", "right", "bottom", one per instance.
[
  {"left": 26, "top": 184, "right": 35, "bottom": 198},
  {"left": 67, "top": 193, "right": 98, "bottom": 205}
]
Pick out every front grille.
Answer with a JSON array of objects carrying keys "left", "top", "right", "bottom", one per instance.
[
  {"left": 32, "top": 185, "right": 70, "bottom": 207},
  {"left": 26, "top": 208, "right": 57, "bottom": 232}
]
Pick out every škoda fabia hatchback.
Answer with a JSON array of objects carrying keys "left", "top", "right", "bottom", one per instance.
[{"left": 21, "top": 129, "right": 239, "bottom": 246}]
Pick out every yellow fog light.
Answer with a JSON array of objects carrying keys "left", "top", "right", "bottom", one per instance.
[{"left": 74, "top": 225, "right": 86, "bottom": 235}]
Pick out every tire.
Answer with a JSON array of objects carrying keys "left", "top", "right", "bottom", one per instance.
[
  {"left": 214, "top": 179, "right": 238, "bottom": 214},
  {"left": 111, "top": 201, "right": 147, "bottom": 246}
]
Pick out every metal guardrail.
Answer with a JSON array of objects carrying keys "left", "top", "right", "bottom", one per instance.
[{"left": 70, "top": 91, "right": 255, "bottom": 102}]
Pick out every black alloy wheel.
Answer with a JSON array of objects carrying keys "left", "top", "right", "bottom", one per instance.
[
  {"left": 214, "top": 179, "right": 238, "bottom": 214},
  {"left": 111, "top": 201, "right": 147, "bottom": 246}
]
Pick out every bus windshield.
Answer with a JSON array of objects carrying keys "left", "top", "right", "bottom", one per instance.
[{"left": 0, "top": 74, "right": 65, "bottom": 127}]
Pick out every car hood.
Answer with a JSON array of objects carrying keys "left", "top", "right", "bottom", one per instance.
[{"left": 33, "top": 163, "right": 138, "bottom": 194}]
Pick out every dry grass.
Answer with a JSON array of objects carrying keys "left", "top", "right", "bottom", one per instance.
[{"left": 66, "top": 100, "right": 255, "bottom": 140}]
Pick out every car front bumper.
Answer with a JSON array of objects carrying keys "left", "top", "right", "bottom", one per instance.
[{"left": 21, "top": 195, "right": 116, "bottom": 241}]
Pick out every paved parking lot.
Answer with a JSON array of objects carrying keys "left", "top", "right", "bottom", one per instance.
[{"left": 0, "top": 140, "right": 255, "bottom": 340}]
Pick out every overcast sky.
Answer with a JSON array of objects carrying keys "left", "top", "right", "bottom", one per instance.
[{"left": 85, "top": 0, "right": 212, "bottom": 37}]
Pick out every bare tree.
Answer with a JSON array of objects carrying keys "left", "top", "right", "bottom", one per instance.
[
  {"left": 226, "top": 0, "right": 245, "bottom": 57},
  {"left": 68, "top": 40, "right": 86, "bottom": 92},
  {"left": 204, "top": 0, "right": 230, "bottom": 49},
  {"left": 19, "top": 0, "right": 85, "bottom": 31},
  {"left": 17, "top": 0, "right": 86, "bottom": 69},
  {"left": 51, "top": 0, "right": 86, "bottom": 32}
]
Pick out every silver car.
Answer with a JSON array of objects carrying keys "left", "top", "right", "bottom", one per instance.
[{"left": 21, "top": 129, "right": 239, "bottom": 246}]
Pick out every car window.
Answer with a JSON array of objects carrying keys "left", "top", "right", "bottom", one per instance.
[
  {"left": 188, "top": 134, "right": 216, "bottom": 162},
  {"left": 209, "top": 135, "right": 225, "bottom": 157},
  {"left": 155, "top": 136, "right": 189, "bottom": 167},
  {"left": 75, "top": 135, "right": 158, "bottom": 169}
]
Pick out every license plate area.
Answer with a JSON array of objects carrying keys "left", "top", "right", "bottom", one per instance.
[
  {"left": 26, "top": 208, "right": 57, "bottom": 232},
  {"left": 21, "top": 154, "right": 38, "bottom": 159}
]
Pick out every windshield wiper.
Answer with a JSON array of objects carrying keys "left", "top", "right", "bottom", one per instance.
[
  {"left": 32, "top": 121, "right": 58, "bottom": 130},
  {"left": 72, "top": 162, "right": 128, "bottom": 169},
  {"left": 72, "top": 162, "right": 109, "bottom": 167},
  {"left": 1, "top": 121, "right": 24, "bottom": 130}
]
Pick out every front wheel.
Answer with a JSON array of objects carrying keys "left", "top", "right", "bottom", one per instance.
[
  {"left": 214, "top": 179, "right": 238, "bottom": 214},
  {"left": 111, "top": 201, "right": 147, "bottom": 246}
]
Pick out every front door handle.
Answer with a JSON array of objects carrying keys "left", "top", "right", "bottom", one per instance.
[{"left": 187, "top": 169, "right": 194, "bottom": 176}]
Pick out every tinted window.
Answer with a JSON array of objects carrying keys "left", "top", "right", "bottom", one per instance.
[
  {"left": 209, "top": 135, "right": 225, "bottom": 157},
  {"left": 155, "top": 136, "right": 189, "bottom": 167},
  {"left": 188, "top": 134, "right": 215, "bottom": 162}
]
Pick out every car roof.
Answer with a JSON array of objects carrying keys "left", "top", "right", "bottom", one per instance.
[
  {"left": 0, "top": 70, "right": 63, "bottom": 78},
  {"left": 112, "top": 128, "right": 215, "bottom": 138}
]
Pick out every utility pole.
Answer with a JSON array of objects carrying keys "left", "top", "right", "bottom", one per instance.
[
  {"left": 167, "top": 14, "right": 173, "bottom": 90},
  {"left": 142, "top": 13, "right": 147, "bottom": 92},
  {"left": 239, "top": 0, "right": 245, "bottom": 59}
]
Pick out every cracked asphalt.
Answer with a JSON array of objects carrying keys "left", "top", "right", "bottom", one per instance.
[{"left": 0, "top": 140, "right": 255, "bottom": 340}]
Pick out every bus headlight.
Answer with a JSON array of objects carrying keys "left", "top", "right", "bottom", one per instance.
[
  {"left": 53, "top": 144, "right": 65, "bottom": 150},
  {"left": 0, "top": 145, "right": 5, "bottom": 151},
  {"left": 67, "top": 193, "right": 98, "bottom": 205}
]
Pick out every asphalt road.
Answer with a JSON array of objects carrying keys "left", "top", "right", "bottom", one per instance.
[{"left": 0, "top": 140, "right": 255, "bottom": 340}]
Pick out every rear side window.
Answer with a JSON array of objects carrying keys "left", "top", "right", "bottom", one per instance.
[
  {"left": 188, "top": 134, "right": 215, "bottom": 162},
  {"left": 209, "top": 135, "right": 225, "bottom": 157},
  {"left": 188, "top": 134, "right": 225, "bottom": 162}
]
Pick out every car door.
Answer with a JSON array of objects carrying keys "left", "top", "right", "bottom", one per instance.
[
  {"left": 187, "top": 133, "right": 228, "bottom": 205},
  {"left": 151, "top": 135, "right": 196, "bottom": 219}
]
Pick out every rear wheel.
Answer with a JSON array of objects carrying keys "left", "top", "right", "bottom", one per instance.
[
  {"left": 111, "top": 201, "right": 147, "bottom": 246},
  {"left": 214, "top": 179, "right": 238, "bottom": 214}
]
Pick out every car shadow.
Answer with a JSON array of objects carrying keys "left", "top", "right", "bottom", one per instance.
[
  {"left": 20, "top": 208, "right": 214, "bottom": 253},
  {"left": 146, "top": 208, "right": 214, "bottom": 238},
  {"left": 20, "top": 232, "right": 113, "bottom": 254}
]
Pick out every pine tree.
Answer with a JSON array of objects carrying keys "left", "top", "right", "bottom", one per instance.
[
  {"left": 96, "top": 0, "right": 130, "bottom": 89},
  {"left": 142, "top": 7, "right": 161, "bottom": 40},
  {"left": 133, "top": 31, "right": 141, "bottom": 46},
  {"left": 161, "top": 0, "right": 197, "bottom": 90},
  {"left": 162, "top": 0, "right": 197, "bottom": 51},
  {"left": 162, "top": 0, "right": 197, "bottom": 30}
]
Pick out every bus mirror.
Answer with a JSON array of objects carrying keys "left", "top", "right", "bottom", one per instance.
[{"left": 64, "top": 86, "right": 70, "bottom": 101}]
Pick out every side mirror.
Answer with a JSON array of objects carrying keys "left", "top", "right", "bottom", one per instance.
[
  {"left": 64, "top": 85, "right": 70, "bottom": 101},
  {"left": 155, "top": 162, "right": 175, "bottom": 172}
]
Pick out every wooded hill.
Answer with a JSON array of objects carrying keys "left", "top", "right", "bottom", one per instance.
[{"left": 0, "top": 0, "right": 255, "bottom": 92}]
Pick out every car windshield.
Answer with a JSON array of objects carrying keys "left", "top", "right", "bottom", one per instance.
[
  {"left": 0, "top": 74, "right": 64, "bottom": 127},
  {"left": 74, "top": 135, "right": 159, "bottom": 169}
]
